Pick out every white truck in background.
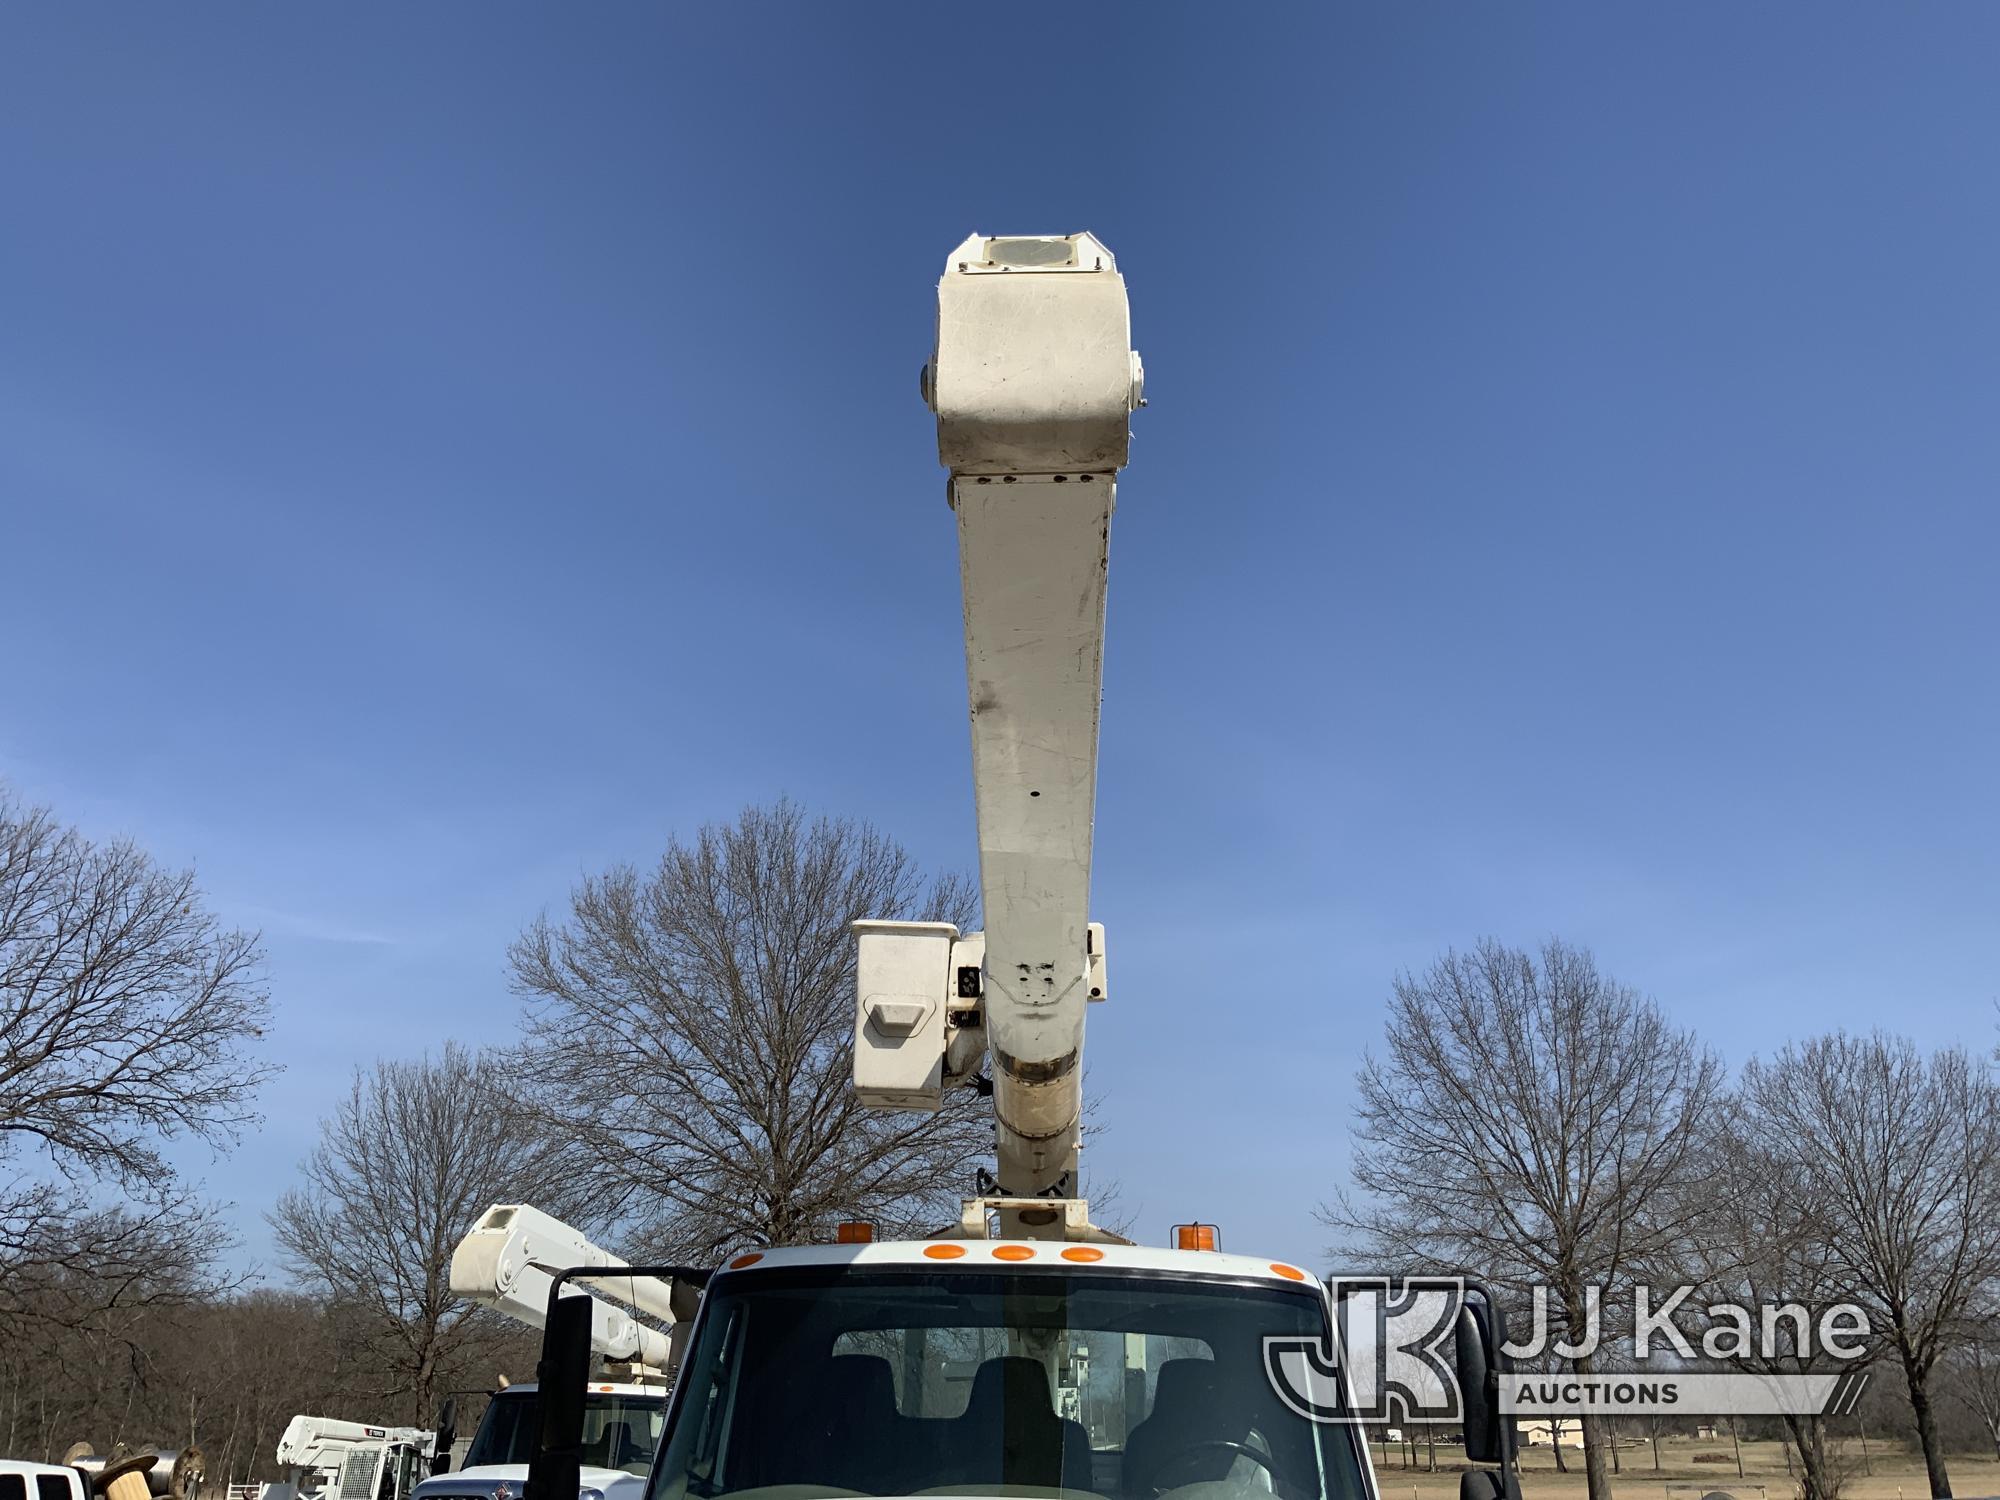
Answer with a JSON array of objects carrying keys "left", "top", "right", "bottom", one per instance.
[
  {"left": 409, "top": 1384, "right": 659, "bottom": 1500},
  {"left": 410, "top": 1206, "right": 684, "bottom": 1500},
  {"left": 4, "top": 1445, "right": 202, "bottom": 1500},
  {"left": 0, "top": 1462, "right": 87, "bottom": 1500},
  {"left": 269, "top": 1420, "right": 432, "bottom": 1500}
]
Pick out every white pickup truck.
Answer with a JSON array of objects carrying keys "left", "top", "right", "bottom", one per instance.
[
  {"left": 271, "top": 1417, "right": 432, "bottom": 1500},
  {"left": 0, "top": 1461, "right": 88, "bottom": 1500}
]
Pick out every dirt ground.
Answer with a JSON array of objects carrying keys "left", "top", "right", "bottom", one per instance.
[{"left": 1363, "top": 1434, "right": 2000, "bottom": 1500}]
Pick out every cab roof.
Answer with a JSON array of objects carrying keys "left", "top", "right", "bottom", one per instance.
[
  {"left": 490, "top": 1382, "right": 665, "bottom": 1397},
  {"left": 710, "top": 1239, "right": 1320, "bottom": 1289}
]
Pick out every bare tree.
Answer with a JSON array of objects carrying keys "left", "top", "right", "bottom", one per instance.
[
  {"left": 0, "top": 1189, "right": 235, "bottom": 1338},
  {"left": 1675, "top": 1108, "right": 1875, "bottom": 1500},
  {"left": 1742, "top": 1035, "right": 2000, "bottom": 1500},
  {"left": 1943, "top": 1317, "right": 2000, "bottom": 1463},
  {"left": 129, "top": 1290, "right": 340, "bottom": 1482},
  {"left": 1321, "top": 937, "right": 1726, "bottom": 1500},
  {"left": 271, "top": 1043, "right": 577, "bottom": 1424},
  {"left": 0, "top": 1284, "right": 457, "bottom": 1477},
  {"left": 508, "top": 799, "right": 990, "bottom": 1259},
  {"left": 0, "top": 1229, "right": 244, "bottom": 1461},
  {"left": 1, "top": 790, "right": 270, "bottom": 1338}
]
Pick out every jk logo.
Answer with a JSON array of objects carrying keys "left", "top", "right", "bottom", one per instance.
[{"left": 1265, "top": 1277, "right": 1467, "bottom": 1425}]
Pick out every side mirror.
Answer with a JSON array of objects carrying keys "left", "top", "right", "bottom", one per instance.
[
  {"left": 667, "top": 1276, "right": 701, "bottom": 1375},
  {"left": 430, "top": 1400, "right": 456, "bottom": 1477},
  {"left": 1453, "top": 1289, "right": 1516, "bottom": 1468},
  {"left": 523, "top": 1294, "right": 593, "bottom": 1500}
]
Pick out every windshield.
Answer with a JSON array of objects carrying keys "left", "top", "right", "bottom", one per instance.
[
  {"left": 465, "top": 1389, "right": 667, "bottom": 1475},
  {"left": 649, "top": 1267, "right": 1367, "bottom": 1500}
]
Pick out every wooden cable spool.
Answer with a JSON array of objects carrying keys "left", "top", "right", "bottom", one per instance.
[
  {"left": 90, "top": 1452, "right": 158, "bottom": 1500},
  {"left": 60, "top": 1446, "right": 200, "bottom": 1500},
  {"left": 160, "top": 1449, "right": 205, "bottom": 1500}
]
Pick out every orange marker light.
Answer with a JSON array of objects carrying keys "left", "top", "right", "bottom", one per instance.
[
  {"left": 835, "top": 1221, "right": 874, "bottom": 1244},
  {"left": 1061, "top": 1246, "right": 1105, "bottom": 1263},
  {"left": 1173, "top": 1222, "right": 1220, "bottom": 1252},
  {"left": 1270, "top": 1263, "right": 1307, "bottom": 1281},
  {"left": 923, "top": 1243, "right": 967, "bottom": 1260},
  {"left": 993, "top": 1244, "right": 1036, "bottom": 1261},
  {"left": 729, "top": 1252, "right": 764, "bottom": 1269}
]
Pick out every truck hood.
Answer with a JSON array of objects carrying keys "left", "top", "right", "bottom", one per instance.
[{"left": 413, "top": 1465, "right": 642, "bottom": 1499}]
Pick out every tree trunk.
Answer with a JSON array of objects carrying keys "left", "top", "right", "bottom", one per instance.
[
  {"left": 1904, "top": 1360, "right": 1954, "bottom": 1499},
  {"left": 415, "top": 1345, "right": 439, "bottom": 1429},
  {"left": 1780, "top": 1415, "right": 1835, "bottom": 1500},
  {"left": 1729, "top": 1416, "right": 1744, "bottom": 1479},
  {"left": 1650, "top": 1417, "right": 1660, "bottom": 1471},
  {"left": 1570, "top": 1352, "right": 1614, "bottom": 1500}
]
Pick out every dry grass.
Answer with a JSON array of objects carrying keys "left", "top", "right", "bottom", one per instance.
[{"left": 1362, "top": 1434, "right": 2000, "bottom": 1500}]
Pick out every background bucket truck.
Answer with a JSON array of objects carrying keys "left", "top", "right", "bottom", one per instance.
[
  {"left": 268, "top": 1420, "right": 432, "bottom": 1500},
  {"left": 409, "top": 1206, "right": 689, "bottom": 1500}
]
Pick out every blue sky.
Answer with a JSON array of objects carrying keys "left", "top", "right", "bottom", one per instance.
[{"left": 3, "top": 5, "right": 1995, "bottom": 1272}]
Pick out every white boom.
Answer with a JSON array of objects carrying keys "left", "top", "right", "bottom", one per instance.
[
  {"left": 853, "top": 232, "right": 1141, "bottom": 1233},
  {"left": 448, "top": 1204, "right": 677, "bottom": 1369}
]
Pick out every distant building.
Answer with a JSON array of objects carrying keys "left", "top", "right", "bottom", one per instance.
[{"left": 1520, "top": 1420, "right": 1586, "bottom": 1448}]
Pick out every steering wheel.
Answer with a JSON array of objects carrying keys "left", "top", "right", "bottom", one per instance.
[{"left": 1137, "top": 1439, "right": 1279, "bottom": 1495}]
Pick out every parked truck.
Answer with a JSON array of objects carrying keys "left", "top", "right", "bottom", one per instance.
[
  {"left": 511, "top": 232, "right": 1523, "bottom": 1500},
  {"left": 409, "top": 1206, "right": 682, "bottom": 1500},
  {"left": 269, "top": 1419, "right": 432, "bottom": 1500}
]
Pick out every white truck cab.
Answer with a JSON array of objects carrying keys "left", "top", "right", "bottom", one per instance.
[
  {"left": 647, "top": 1240, "right": 1366, "bottom": 1500},
  {"left": 1, "top": 1462, "right": 89, "bottom": 1500},
  {"left": 412, "top": 1384, "right": 664, "bottom": 1500},
  {"left": 272, "top": 1419, "right": 433, "bottom": 1500}
]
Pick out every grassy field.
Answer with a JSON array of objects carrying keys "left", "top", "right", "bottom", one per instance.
[{"left": 1362, "top": 1434, "right": 2000, "bottom": 1500}]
